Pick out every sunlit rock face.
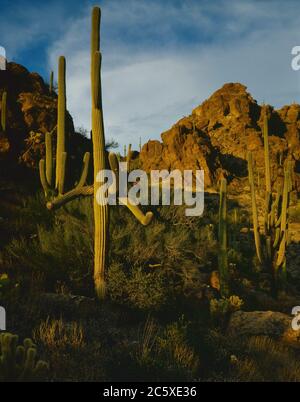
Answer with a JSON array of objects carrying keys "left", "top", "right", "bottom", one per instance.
[
  {"left": 140, "top": 83, "right": 300, "bottom": 190},
  {"left": 0, "top": 62, "right": 75, "bottom": 168}
]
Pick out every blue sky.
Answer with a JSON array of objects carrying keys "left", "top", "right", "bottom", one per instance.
[{"left": 1, "top": 0, "right": 300, "bottom": 149}]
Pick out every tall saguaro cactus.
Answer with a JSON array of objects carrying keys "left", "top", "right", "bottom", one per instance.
[
  {"left": 1, "top": 91, "right": 7, "bottom": 132},
  {"left": 91, "top": 7, "right": 108, "bottom": 299},
  {"left": 49, "top": 71, "right": 54, "bottom": 94},
  {"left": 248, "top": 115, "right": 292, "bottom": 296},
  {"left": 218, "top": 178, "right": 229, "bottom": 297},
  {"left": 39, "top": 6, "right": 153, "bottom": 299},
  {"left": 56, "top": 56, "right": 67, "bottom": 193}
]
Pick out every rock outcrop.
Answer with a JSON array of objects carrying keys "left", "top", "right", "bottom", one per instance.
[
  {"left": 0, "top": 62, "right": 75, "bottom": 168},
  {"left": 140, "top": 83, "right": 300, "bottom": 189},
  {"left": 228, "top": 310, "right": 300, "bottom": 347}
]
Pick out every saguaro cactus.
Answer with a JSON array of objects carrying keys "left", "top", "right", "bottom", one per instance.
[
  {"left": 49, "top": 71, "right": 54, "bottom": 94},
  {"left": 1, "top": 91, "right": 7, "bottom": 132},
  {"left": 218, "top": 178, "right": 229, "bottom": 297},
  {"left": 127, "top": 143, "right": 132, "bottom": 170},
  {"left": 39, "top": 6, "right": 153, "bottom": 299},
  {"left": 248, "top": 115, "right": 292, "bottom": 296},
  {"left": 56, "top": 56, "right": 67, "bottom": 193},
  {"left": 91, "top": 7, "right": 108, "bottom": 299},
  {"left": 39, "top": 57, "right": 90, "bottom": 199}
]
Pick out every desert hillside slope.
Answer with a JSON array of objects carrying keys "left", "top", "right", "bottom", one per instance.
[{"left": 0, "top": 64, "right": 300, "bottom": 191}]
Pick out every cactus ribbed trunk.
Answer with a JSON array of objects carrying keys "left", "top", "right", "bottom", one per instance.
[
  {"left": 248, "top": 152, "right": 263, "bottom": 263},
  {"left": 263, "top": 114, "right": 271, "bottom": 193},
  {"left": 127, "top": 143, "right": 132, "bottom": 171},
  {"left": 56, "top": 56, "right": 66, "bottom": 192},
  {"left": 91, "top": 7, "right": 108, "bottom": 299},
  {"left": 49, "top": 71, "right": 54, "bottom": 94},
  {"left": 45, "top": 132, "right": 53, "bottom": 187}
]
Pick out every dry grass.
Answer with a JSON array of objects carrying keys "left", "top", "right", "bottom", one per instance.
[
  {"left": 33, "top": 317, "right": 85, "bottom": 350},
  {"left": 234, "top": 336, "right": 300, "bottom": 382}
]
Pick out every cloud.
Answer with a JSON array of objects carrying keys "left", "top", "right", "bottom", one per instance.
[{"left": 46, "top": 0, "right": 300, "bottom": 150}]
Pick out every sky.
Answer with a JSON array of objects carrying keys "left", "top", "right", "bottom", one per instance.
[{"left": 1, "top": 0, "right": 300, "bottom": 150}]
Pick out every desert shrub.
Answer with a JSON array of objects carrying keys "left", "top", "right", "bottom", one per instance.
[
  {"left": 128, "top": 316, "right": 199, "bottom": 381},
  {"left": 107, "top": 262, "right": 171, "bottom": 311},
  {"left": 209, "top": 296, "right": 244, "bottom": 328},
  {"left": 156, "top": 319, "right": 200, "bottom": 380},
  {"left": 10, "top": 192, "right": 53, "bottom": 237}
]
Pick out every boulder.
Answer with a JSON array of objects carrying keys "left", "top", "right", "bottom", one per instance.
[{"left": 228, "top": 310, "right": 300, "bottom": 347}]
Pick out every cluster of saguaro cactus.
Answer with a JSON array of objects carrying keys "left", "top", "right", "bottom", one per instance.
[
  {"left": 218, "top": 178, "right": 229, "bottom": 297},
  {"left": 39, "top": 56, "right": 89, "bottom": 199},
  {"left": 39, "top": 6, "right": 153, "bottom": 299},
  {"left": 1, "top": 91, "right": 7, "bottom": 132},
  {"left": 248, "top": 115, "right": 292, "bottom": 296},
  {"left": 0, "top": 333, "right": 48, "bottom": 381}
]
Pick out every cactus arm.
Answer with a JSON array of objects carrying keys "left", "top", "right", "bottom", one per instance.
[
  {"left": 108, "top": 152, "right": 153, "bottom": 225},
  {"left": 75, "top": 152, "right": 90, "bottom": 189},
  {"left": 280, "top": 169, "right": 289, "bottom": 233},
  {"left": 247, "top": 152, "right": 263, "bottom": 264},
  {"left": 273, "top": 227, "right": 281, "bottom": 249},
  {"left": 275, "top": 168, "right": 290, "bottom": 268},
  {"left": 55, "top": 56, "right": 66, "bottom": 190},
  {"left": 119, "top": 197, "right": 153, "bottom": 226},
  {"left": 45, "top": 132, "right": 53, "bottom": 187},
  {"left": 276, "top": 232, "right": 287, "bottom": 268},
  {"left": 39, "top": 159, "right": 51, "bottom": 197},
  {"left": 270, "top": 183, "right": 282, "bottom": 227},
  {"left": 46, "top": 185, "right": 94, "bottom": 210},
  {"left": 275, "top": 167, "right": 290, "bottom": 268}
]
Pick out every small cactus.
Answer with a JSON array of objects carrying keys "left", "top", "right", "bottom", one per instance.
[
  {"left": 127, "top": 143, "right": 132, "bottom": 171},
  {"left": 218, "top": 178, "right": 229, "bottom": 297},
  {"left": 0, "top": 332, "right": 48, "bottom": 382},
  {"left": 49, "top": 71, "right": 54, "bottom": 94}
]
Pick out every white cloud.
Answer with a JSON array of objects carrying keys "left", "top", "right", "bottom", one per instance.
[{"left": 46, "top": 0, "right": 300, "bottom": 151}]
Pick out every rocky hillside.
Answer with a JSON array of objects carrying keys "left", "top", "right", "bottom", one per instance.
[
  {"left": 1, "top": 63, "right": 299, "bottom": 191},
  {"left": 140, "top": 83, "right": 300, "bottom": 190},
  {"left": 0, "top": 62, "right": 89, "bottom": 178}
]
